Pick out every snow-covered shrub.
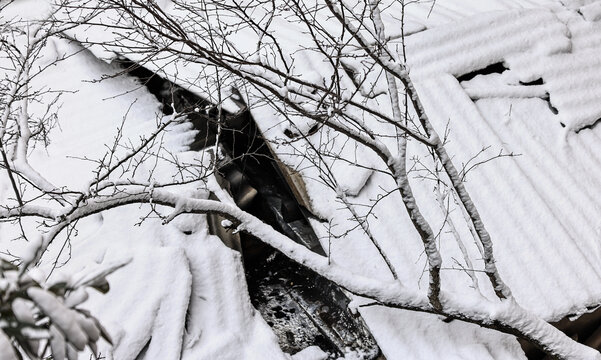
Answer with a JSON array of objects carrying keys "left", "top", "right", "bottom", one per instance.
[{"left": 0, "top": 258, "right": 117, "bottom": 360}]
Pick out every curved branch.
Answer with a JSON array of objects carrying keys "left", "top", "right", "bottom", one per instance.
[
  {"left": 11, "top": 186, "right": 598, "bottom": 360},
  {"left": 325, "top": 0, "right": 512, "bottom": 301}
]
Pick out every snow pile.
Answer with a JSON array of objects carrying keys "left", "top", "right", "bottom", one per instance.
[{"left": 0, "top": 31, "right": 286, "bottom": 359}]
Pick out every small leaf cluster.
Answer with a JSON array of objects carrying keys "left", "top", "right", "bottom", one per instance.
[{"left": 0, "top": 259, "right": 119, "bottom": 359}]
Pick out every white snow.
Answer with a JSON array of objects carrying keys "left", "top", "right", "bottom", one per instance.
[
  {"left": 3, "top": 0, "right": 601, "bottom": 359},
  {"left": 0, "top": 329, "right": 19, "bottom": 360},
  {"left": 0, "top": 32, "right": 286, "bottom": 360}
]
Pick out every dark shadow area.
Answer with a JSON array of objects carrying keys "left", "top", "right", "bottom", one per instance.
[
  {"left": 118, "top": 59, "right": 381, "bottom": 359},
  {"left": 544, "top": 92, "right": 560, "bottom": 117},
  {"left": 243, "top": 239, "right": 379, "bottom": 357},
  {"left": 520, "top": 78, "right": 544, "bottom": 86},
  {"left": 575, "top": 118, "right": 601, "bottom": 133},
  {"left": 456, "top": 63, "right": 564, "bottom": 128},
  {"left": 122, "top": 58, "right": 601, "bottom": 360},
  {"left": 457, "top": 62, "right": 509, "bottom": 82}
]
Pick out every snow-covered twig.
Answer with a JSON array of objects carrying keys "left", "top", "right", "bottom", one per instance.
[
  {"left": 5, "top": 184, "right": 596, "bottom": 359},
  {"left": 326, "top": 0, "right": 512, "bottom": 302},
  {"left": 368, "top": 0, "right": 443, "bottom": 310}
]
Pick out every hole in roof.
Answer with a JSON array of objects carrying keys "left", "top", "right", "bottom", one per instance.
[
  {"left": 575, "top": 118, "right": 601, "bottom": 133},
  {"left": 545, "top": 93, "right": 559, "bottom": 115},
  {"left": 519, "top": 78, "right": 544, "bottom": 86},
  {"left": 283, "top": 128, "right": 297, "bottom": 139},
  {"left": 457, "top": 62, "right": 509, "bottom": 83},
  {"left": 122, "top": 60, "right": 382, "bottom": 358}
]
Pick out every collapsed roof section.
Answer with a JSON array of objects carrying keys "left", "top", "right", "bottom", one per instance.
[{"left": 6, "top": 0, "right": 601, "bottom": 358}]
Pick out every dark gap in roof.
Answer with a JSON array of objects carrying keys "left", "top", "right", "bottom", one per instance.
[
  {"left": 519, "top": 78, "right": 544, "bottom": 86},
  {"left": 544, "top": 92, "right": 559, "bottom": 115},
  {"left": 243, "top": 238, "right": 380, "bottom": 358},
  {"left": 116, "top": 59, "right": 323, "bottom": 251},
  {"left": 575, "top": 118, "right": 601, "bottom": 133},
  {"left": 117, "top": 58, "right": 217, "bottom": 149},
  {"left": 120, "top": 60, "right": 381, "bottom": 359},
  {"left": 118, "top": 59, "right": 176, "bottom": 115},
  {"left": 456, "top": 62, "right": 509, "bottom": 82}
]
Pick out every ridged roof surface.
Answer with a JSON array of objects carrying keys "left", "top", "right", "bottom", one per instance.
[{"left": 250, "top": 1, "right": 601, "bottom": 358}]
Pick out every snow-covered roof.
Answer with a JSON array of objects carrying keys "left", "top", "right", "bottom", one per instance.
[
  {"left": 258, "top": 1, "right": 601, "bottom": 357},
  {"left": 228, "top": 0, "right": 601, "bottom": 357},
  {"left": 2, "top": 0, "right": 601, "bottom": 359}
]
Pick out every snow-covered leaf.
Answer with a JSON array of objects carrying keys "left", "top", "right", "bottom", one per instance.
[
  {"left": 27, "top": 287, "right": 88, "bottom": 351},
  {"left": 49, "top": 325, "right": 66, "bottom": 360},
  {"left": 12, "top": 298, "right": 36, "bottom": 325},
  {"left": 0, "top": 329, "right": 19, "bottom": 360}
]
